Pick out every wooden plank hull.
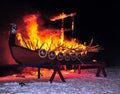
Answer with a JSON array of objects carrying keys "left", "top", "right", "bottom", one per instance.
[{"left": 10, "top": 46, "right": 55, "bottom": 64}]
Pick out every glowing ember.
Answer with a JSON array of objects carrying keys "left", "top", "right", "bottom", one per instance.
[
  {"left": 50, "top": 12, "right": 76, "bottom": 21},
  {"left": 50, "top": 12, "right": 68, "bottom": 21}
]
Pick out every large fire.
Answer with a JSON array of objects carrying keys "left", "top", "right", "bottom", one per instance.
[
  {"left": 8, "top": 12, "right": 102, "bottom": 78},
  {"left": 16, "top": 12, "right": 100, "bottom": 56}
]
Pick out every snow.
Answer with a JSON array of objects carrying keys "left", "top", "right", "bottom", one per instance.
[{"left": 0, "top": 66, "right": 120, "bottom": 94}]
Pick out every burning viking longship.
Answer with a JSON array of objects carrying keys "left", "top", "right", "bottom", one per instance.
[
  {"left": 8, "top": 12, "right": 107, "bottom": 82},
  {"left": 9, "top": 12, "right": 102, "bottom": 68}
]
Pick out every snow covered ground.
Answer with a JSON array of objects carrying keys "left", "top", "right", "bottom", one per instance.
[{"left": 0, "top": 66, "right": 120, "bottom": 94}]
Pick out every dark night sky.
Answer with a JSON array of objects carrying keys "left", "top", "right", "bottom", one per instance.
[{"left": 0, "top": 0, "right": 120, "bottom": 66}]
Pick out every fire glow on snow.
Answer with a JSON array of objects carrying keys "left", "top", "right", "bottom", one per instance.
[{"left": 0, "top": 66, "right": 120, "bottom": 94}]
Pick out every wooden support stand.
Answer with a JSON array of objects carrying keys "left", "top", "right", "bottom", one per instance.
[
  {"left": 96, "top": 67, "right": 107, "bottom": 77},
  {"left": 38, "top": 67, "right": 40, "bottom": 79},
  {"left": 49, "top": 65, "right": 66, "bottom": 83},
  {"left": 77, "top": 63, "right": 107, "bottom": 77},
  {"left": 36, "top": 64, "right": 66, "bottom": 83}
]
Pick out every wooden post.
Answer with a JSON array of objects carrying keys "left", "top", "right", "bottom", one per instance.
[
  {"left": 102, "top": 66, "right": 107, "bottom": 77},
  {"left": 78, "top": 64, "right": 81, "bottom": 74},
  {"left": 50, "top": 69, "right": 57, "bottom": 83},
  {"left": 38, "top": 67, "right": 40, "bottom": 79},
  {"left": 96, "top": 67, "right": 101, "bottom": 77}
]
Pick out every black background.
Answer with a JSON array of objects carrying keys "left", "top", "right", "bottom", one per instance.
[{"left": 0, "top": 0, "right": 120, "bottom": 66}]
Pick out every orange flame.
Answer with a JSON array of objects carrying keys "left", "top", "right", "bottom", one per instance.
[
  {"left": 16, "top": 13, "right": 100, "bottom": 55},
  {"left": 50, "top": 12, "right": 68, "bottom": 21}
]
